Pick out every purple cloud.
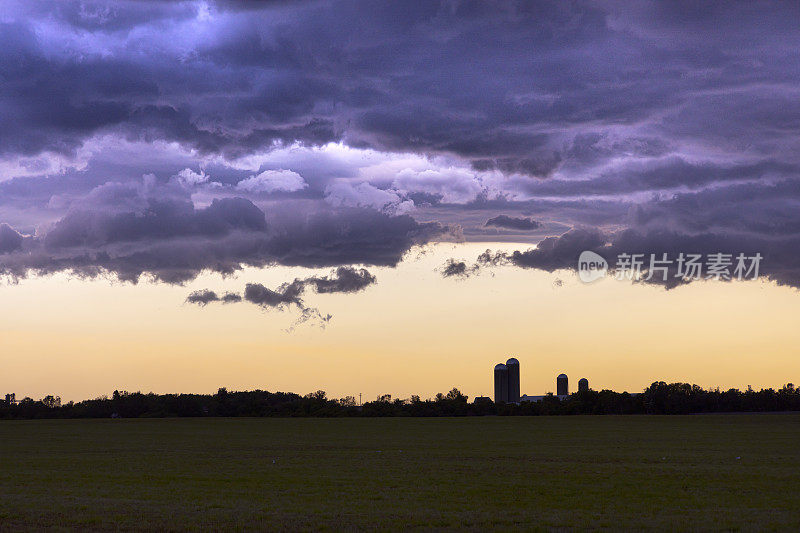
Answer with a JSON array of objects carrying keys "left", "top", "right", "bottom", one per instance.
[
  {"left": 0, "top": 179, "right": 451, "bottom": 283},
  {"left": 485, "top": 215, "right": 541, "bottom": 231},
  {"left": 0, "top": 1, "right": 797, "bottom": 289}
]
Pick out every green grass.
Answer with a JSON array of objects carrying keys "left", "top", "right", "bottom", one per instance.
[{"left": 1, "top": 415, "right": 799, "bottom": 531}]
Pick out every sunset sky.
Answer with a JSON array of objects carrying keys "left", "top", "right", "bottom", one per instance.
[{"left": 1, "top": 1, "right": 799, "bottom": 402}]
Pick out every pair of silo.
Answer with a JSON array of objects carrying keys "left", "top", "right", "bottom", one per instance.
[
  {"left": 555, "top": 374, "right": 589, "bottom": 395},
  {"left": 494, "top": 358, "right": 520, "bottom": 403}
]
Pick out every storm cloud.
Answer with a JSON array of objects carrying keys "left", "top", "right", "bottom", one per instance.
[
  {"left": 479, "top": 227, "right": 800, "bottom": 289},
  {"left": 0, "top": 224, "right": 24, "bottom": 254},
  {"left": 1, "top": 1, "right": 799, "bottom": 288},
  {"left": 485, "top": 215, "right": 541, "bottom": 231},
  {"left": 2, "top": 1, "right": 798, "bottom": 176},
  {"left": 0, "top": 180, "right": 449, "bottom": 283}
]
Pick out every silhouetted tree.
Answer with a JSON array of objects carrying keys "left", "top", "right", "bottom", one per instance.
[{"left": 2, "top": 382, "right": 800, "bottom": 419}]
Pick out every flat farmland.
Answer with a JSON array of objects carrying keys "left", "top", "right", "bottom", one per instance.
[{"left": 1, "top": 415, "right": 799, "bottom": 530}]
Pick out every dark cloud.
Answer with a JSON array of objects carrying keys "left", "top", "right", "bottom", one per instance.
[
  {"left": 221, "top": 292, "right": 243, "bottom": 303},
  {"left": 442, "top": 259, "right": 468, "bottom": 278},
  {"left": 186, "top": 289, "right": 242, "bottom": 305},
  {"left": 630, "top": 179, "right": 800, "bottom": 236},
  {"left": 0, "top": 0, "right": 799, "bottom": 294},
  {"left": 188, "top": 266, "right": 376, "bottom": 327},
  {"left": 304, "top": 266, "right": 376, "bottom": 294},
  {"left": 501, "top": 228, "right": 608, "bottom": 272},
  {"left": 244, "top": 281, "right": 305, "bottom": 308},
  {"left": 241, "top": 267, "right": 377, "bottom": 306},
  {"left": 1, "top": 0, "right": 798, "bottom": 178},
  {"left": 244, "top": 279, "right": 328, "bottom": 329},
  {"left": 0, "top": 180, "right": 450, "bottom": 283},
  {"left": 186, "top": 289, "right": 221, "bottom": 306},
  {"left": 240, "top": 266, "right": 378, "bottom": 327},
  {"left": 0, "top": 224, "right": 24, "bottom": 254},
  {"left": 509, "top": 158, "right": 799, "bottom": 198},
  {"left": 481, "top": 227, "right": 800, "bottom": 289},
  {"left": 485, "top": 215, "right": 540, "bottom": 231},
  {"left": 43, "top": 197, "right": 267, "bottom": 249},
  {"left": 440, "top": 258, "right": 484, "bottom": 279}
]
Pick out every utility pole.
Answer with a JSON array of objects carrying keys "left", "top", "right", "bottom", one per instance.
[{"left": 359, "top": 392, "right": 362, "bottom": 406}]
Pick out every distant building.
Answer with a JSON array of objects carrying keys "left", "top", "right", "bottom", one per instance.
[
  {"left": 557, "top": 374, "right": 568, "bottom": 396},
  {"left": 506, "top": 358, "right": 520, "bottom": 403},
  {"left": 520, "top": 394, "right": 546, "bottom": 403},
  {"left": 473, "top": 396, "right": 491, "bottom": 404},
  {"left": 494, "top": 363, "right": 508, "bottom": 403},
  {"left": 578, "top": 378, "right": 589, "bottom": 392},
  {"left": 520, "top": 393, "right": 569, "bottom": 402}
]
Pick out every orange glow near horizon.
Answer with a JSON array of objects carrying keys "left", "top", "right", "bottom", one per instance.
[{"left": 1, "top": 242, "right": 798, "bottom": 403}]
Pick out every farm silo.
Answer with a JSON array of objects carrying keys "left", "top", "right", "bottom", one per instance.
[
  {"left": 557, "top": 373, "right": 568, "bottom": 396},
  {"left": 578, "top": 378, "right": 589, "bottom": 392},
  {"left": 506, "top": 358, "right": 520, "bottom": 403},
  {"left": 494, "top": 364, "right": 508, "bottom": 403}
]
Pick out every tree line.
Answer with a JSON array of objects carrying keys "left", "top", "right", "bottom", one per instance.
[{"left": 1, "top": 382, "right": 799, "bottom": 419}]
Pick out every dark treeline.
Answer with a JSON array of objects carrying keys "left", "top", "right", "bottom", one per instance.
[{"left": 1, "top": 382, "right": 800, "bottom": 419}]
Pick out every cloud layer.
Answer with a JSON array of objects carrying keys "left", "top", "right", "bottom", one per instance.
[
  {"left": 0, "top": 178, "right": 449, "bottom": 283},
  {"left": 0, "top": 1, "right": 798, "bottom": 287},
  {"left": 485, "top": 215, "right": 540, "bottom": 231}
]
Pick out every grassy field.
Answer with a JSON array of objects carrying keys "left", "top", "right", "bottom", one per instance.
[{"left": 0, "top": 415, "right": 799, "bottom": 531}]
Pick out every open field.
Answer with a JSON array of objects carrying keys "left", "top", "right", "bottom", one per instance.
[{"left": 1, "top": 415, "right": 799, "bottom": 531}]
